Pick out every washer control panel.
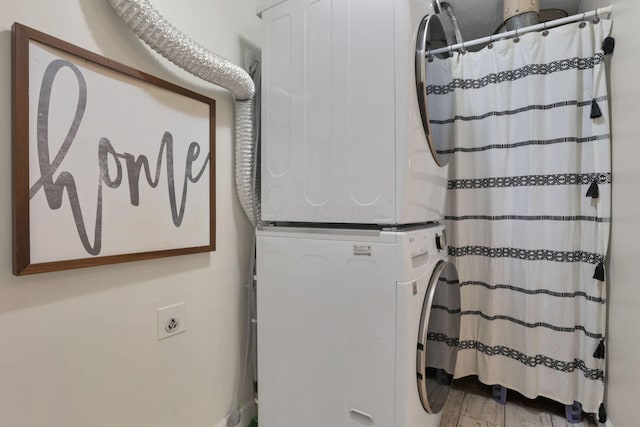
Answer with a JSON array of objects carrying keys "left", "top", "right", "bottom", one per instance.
[
  {"left": 407, "top": 226, "right": 446, "bottom": 258},
  {"left": 435, "top": 229, "right": 447, "bottom": 252}
]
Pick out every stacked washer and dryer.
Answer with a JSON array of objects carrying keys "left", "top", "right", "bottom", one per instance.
[{"left": 256, "top": 0, "right": 460, "bottom": 425}]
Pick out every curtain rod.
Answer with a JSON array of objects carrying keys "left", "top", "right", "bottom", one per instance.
[{"left": 428, "top": 5, "right": 613, "bottom": 56}]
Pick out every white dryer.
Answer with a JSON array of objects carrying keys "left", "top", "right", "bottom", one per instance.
[
  {"left": 258, "top": 0, "right": 453, "bottom": 224},
  {"left": 256, "top": 224, "right": 461, "bottom": 426}
]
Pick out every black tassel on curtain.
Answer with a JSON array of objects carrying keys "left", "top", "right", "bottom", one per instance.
[
  {"left": 602, "top": 36, "right": 615, "bottom": 55},
  {"left": 593, "top": 262, "right": 605, "bottom": 281},
  {"left": 591, "top": 99, "right": 603, "bottom": 119},
  {"left": 593, "top": 339, "right": 605, "bottom": 359},
  {"left": 586, "top": 180, "right": 600, "bottom": 199},
  {"left": 598, "top": 403, "right": 608, "bottom": 423}
]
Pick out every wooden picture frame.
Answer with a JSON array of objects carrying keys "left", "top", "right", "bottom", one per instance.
[{"left": 12, "top": 23, "right": 216, "bottom": 275}]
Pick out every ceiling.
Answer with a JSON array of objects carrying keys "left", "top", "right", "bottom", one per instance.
[{"left": 441, "top": 0, "right": 581, "bottom": 43}]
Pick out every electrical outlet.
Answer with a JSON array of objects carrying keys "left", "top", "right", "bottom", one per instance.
[{"left": 157, "top": 302, "right": 186, "bottom": 340}]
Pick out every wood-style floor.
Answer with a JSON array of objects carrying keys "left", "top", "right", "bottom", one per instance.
[{"left": 440, "top": 379, "right": 597, "bottom": 427}]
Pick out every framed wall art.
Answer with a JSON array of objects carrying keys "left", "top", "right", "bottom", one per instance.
[{"left": 12, "top": 23, "right": 216, "bottom": 275}]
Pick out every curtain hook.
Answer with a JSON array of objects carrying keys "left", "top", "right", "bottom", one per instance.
[
  {"left": 593, "top": 8, "right": 600, "bottom": 24},
  {"left": 579, "top": 12, "right": 587, "bottom": 28},
  {"left": 514, "top": 27, "right": 520, "bottom": 43},
  {"left": 461, "top": 41, "right": 467, "bottom": 54},
  {"left": 488, "top": 34, "right": 494, "bottom": 49},
  {"left": 542, "top": 21, "right": 549, "bottom": 36}
]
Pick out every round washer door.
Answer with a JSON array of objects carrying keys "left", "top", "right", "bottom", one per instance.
[
  {"left": 416, "top": 261, "right": 461, "bottom": 414},
  {"left": 415, "top": 14, "right": 454, "bottom": 167}
]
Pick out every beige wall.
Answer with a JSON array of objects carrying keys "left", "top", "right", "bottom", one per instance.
[
  {"left": 580, "top": 0, "right": 640, "bottom": 426},
  {"left": 605, "top": 0, "right": 640, "bottom": 425},
  {"left": 0, "top": 1, "right": 260, "bottom": 426}
]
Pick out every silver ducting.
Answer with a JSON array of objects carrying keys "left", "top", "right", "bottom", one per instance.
[
  {"left": 108, "top": 0, "right": 260, "bottom": 225},
  {"left": 234, "top": 98, "right": 259, "bottom": 225},
  {"left": 503, "top": 0, "right": 540, "bottom": 31},
  {"left": 439, "top": 2, "right": 465, "bottom": 49}
]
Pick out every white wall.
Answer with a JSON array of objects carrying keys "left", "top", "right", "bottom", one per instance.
[
  {"left": 0, "top": 1, "right": 261, "bottom": 427},
  {"left": 580, "top": 1, "right": 640, "bottom": 426}
]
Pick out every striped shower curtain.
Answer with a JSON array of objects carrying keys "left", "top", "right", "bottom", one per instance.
[{"left": 428, "top": 20, "right": 612, "bottom": 414}]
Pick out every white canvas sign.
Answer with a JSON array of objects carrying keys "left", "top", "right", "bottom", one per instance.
[{"left": 13, "top": 23, "right": 216, "bottom": 274}]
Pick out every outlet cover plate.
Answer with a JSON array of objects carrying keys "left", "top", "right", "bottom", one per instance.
[{"left": 157, "top": 302, "right": 186, "bottom": 340}]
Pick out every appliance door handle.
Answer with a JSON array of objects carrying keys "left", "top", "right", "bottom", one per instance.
[
  {"left": 349, "top": 408, "right": 374, "bottom": 424},
  {"left": 415, "top": 15, "right": 430, "bottom": 138}
]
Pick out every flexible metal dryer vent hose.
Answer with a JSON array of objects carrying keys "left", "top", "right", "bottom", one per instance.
[
  {"left": 439, "top": 2, "right": 465, "bottom": 48},
  {"left": 108, "top": 0, "right": 260, "bottom": 226}
]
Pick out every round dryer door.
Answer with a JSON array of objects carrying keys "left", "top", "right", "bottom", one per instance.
[
  {"left": 415, "top": 14, "right": 454, "bottom": 167},
  {"left": 416, "top": 261, "right": 461, "bottom": 414}
]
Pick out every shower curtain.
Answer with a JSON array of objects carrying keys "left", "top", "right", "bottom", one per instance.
[{"left": 429, "top": 20, "right": 612, "bottom": 414}]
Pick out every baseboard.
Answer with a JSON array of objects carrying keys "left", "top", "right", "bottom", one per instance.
[{"left": 213, "top": 402, "right": 256, "bottom": 427}]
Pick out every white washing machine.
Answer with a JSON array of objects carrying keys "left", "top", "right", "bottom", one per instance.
[
  {"left": 258, "top": 0, "right": 452, "bottom": 224},
  {"left": 256, "top": 224, "right": 461, "bottom": 426}
]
